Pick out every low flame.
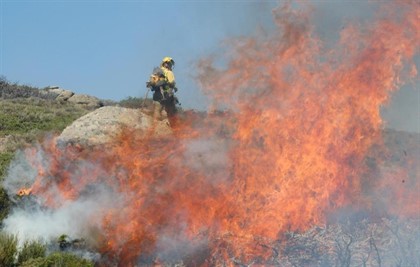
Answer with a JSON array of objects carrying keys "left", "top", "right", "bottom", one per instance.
[{"left": 17, "top": 187, "right": 32, "bottom": 197}]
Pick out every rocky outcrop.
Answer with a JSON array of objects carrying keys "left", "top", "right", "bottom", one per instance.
[
  {"left": 48, "top": 88, "right": 74, "bottom": 101},
  {"left": 57, "top": 106, "right": 172, "bottom": 147},
  {"left": 45, "top": 86, "right": 104, "bottom": 109},
  {"left": 67, "top": 94, "right": 102, "bottom": 109}
]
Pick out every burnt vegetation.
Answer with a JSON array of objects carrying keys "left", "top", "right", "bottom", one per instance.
[{"left": 276, "top": 219, "right": 420, "bottom": 267}]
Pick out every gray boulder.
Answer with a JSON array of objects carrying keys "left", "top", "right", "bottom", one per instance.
[
  {"left": 68, "top": 94, "right": 102, "bottom": 109},
  {"left": 49, "top": 88, "right": 74, "bottom": 101},
  {"left": 57, "top": 106, "right": 172, "bottom": 147}
]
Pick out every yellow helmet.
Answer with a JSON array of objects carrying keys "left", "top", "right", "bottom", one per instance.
[{"left": 162, "top": 57, "right": 175, "bottom": 67}]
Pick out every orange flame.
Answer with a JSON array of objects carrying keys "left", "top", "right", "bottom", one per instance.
[
  {"left": 17, "top": 187, "right": 32, "bottom": 197},
  {"left": 13, "top": 1, "right": 419, "bottom": 265}
]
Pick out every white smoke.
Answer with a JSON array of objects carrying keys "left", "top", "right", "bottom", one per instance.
[
  {"left": 183, "top": 136, "right": 231, "bottom": 184},
  {"left": 153, "top": 225, "right": 208, "bottom": 265},
  {"left": 3, "top": 192, "right": 114, "bottom": 244},
  {"left": 1, "top": 142, "right": 125, "bottom": 249},
  {"left": 2, "top": 147, "right": 43, "bottom": 194}
]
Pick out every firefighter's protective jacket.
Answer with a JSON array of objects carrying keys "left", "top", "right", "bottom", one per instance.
[
  {"left": 161, "top": 66, "right": 175, "bottom": 90},
  {"left": 148, "top": 67, "right": 175, "bottom": 92}
]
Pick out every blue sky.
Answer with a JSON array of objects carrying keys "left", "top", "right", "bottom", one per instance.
[
  {"left": 0, "top": 1, "right": 276, "bottom": 109},
  {"left": 0, "top": 1, "right": 418, "bottom": 132}
]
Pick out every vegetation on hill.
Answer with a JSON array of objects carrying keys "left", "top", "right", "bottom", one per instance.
[
  {"left": 0, "top": 78, "right": 55, "bottom": 100},
  {"left": 0, "top": 78, "right": 164, "bottom": 265},
  {"left": 0, "top": 78, "right": 99, "bottom": 266},
  {"left": 0, "top": 98, "right": 89, "bottom": 138},
  {"left": 0, "top": 80, "right": 91, "bottom": 209}
]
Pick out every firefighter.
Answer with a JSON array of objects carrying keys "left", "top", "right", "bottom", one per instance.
[
  {"left": 160, "top": 56, "right": 176, "bottom": 93},
  {"left": 146, "top": 57, "right": 178, "bottom": 120}
]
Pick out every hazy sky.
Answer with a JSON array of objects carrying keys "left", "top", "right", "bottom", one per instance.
[{"left": 1, "top": 0, "right": 418, "bottom": 132}]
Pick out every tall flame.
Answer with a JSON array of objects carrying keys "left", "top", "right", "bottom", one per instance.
[{"left": 5, "top": 1, "right": 419, "bottom": 266}]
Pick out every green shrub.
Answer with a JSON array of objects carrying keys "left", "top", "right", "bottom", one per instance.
[
  {"left": 0, "top": 234, "right": 93, "bottom": 267},
  {"left": 0, "top": 232, "right": 18, "bottom": 266},
  {"left": 19, "top": 252, "right": 94, "bottom": 267},
  {"left": 42, "top": 252, "right": 94, "bottom": 267},
  {"left": 17, "top": 240, "right": 46, "bottom": 266},
  {"left": 0, "top": 98, "right": 88, "bottom": 137},
  {"left": 19, "top": 257, "right": 45, "bottom": 267}
]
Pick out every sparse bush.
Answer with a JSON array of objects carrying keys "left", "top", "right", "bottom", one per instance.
[
  {"left": 0, "top": 232, "right": 18, "bottom": 266},
  {"left": 17, "top": 240, "right": 46, "bottom": 266},
  {"left": 118, "top": 96, "right": 147, "bottom": 109},
  {"left": 0, "top": 77, "right": 57, "bottom": 100}
]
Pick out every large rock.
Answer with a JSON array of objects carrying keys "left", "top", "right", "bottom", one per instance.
[
  {"left": 57, "top": 106, "right": 172, "bottom": 147},
  {"left": 48, "top": 88, "right": 74, "bottom": 101},
  {"left": 68, "top": 94, "right": 103, "bottom": 109}
]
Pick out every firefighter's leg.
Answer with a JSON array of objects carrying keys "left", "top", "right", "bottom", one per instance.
[
  {"left": 153, "top": 101, "right": 164, "bottom": 120},
  {"left": 165, "top": 98, "right": 177, "bottom": 117},
  {"left": 160, "top": 87, "right": 166, "bottom": 100}
]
